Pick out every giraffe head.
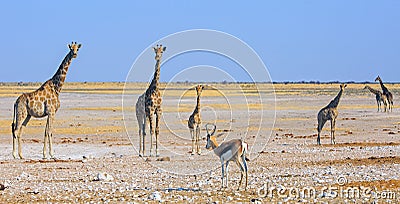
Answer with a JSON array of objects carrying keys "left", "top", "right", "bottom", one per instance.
[
  {"left": 375, "top": 76, "right": 381, "bottom": 82},
  {"left": 196, "top": 85, "right": 204, "bottom": 96},
  {"left": 68, "top": 42, "right": 82, "bottom": 58},
  {"left": 340, "top": 84, "right": 347, "bottom": 90},
  {"left": 153, "top": 44, "right": 166, "bottom": 61}
]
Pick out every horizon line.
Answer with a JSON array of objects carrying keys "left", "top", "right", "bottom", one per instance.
[{"left": 0, "top": 81, "right": 398, "bottom": 84}]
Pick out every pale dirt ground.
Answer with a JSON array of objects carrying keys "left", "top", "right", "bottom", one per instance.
[{"left": 0, "top": 82, "right": 399, "bottom": 203}]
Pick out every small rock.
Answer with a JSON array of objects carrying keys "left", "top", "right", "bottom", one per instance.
[
  {"left": 95, "top": 172, "right": 114, "bottom": 182},
  {"left": 149, "top": 191, "right": 162, "bottom": 201},
  {"left": 0, "top": 183, "right": 5, "bottom": 190},
  {"left": 17, "top": 172, "right": 31, "bottom": 181},
  {"left": 251, "top": 198, "right": 262, "bottom": 204},
  {"left": 205, "top": 191, "right": 211, "bottom": 196},
  {"left": 156, "top": 157, "right": 171, "bottom": 161}
]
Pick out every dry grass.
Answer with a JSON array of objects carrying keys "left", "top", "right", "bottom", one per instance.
[
  {"left": 278, "top": 117, "right": 310, "bottom": 121},
  {"left": 347, "top": 179, "right": 400, "bottom": 189},
  {"left": 310, "top": 142, "right": 400, "bottom": 148},
  {"left": 307, "top": 156, "right": 400, "bottom": 166},
  {"left": 69, "top": 103, "right": 267, "bottom": 113}
]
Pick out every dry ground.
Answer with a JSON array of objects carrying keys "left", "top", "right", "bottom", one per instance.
[{"left": 0, "top": 82, "right": 399, "bottom": 203}]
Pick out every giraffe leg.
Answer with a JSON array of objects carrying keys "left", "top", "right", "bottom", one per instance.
[
  {"left": 155, "top": 109, "right": 161, "bottom": 157},
  {"left": 12, "top": 106, "right": 22, "bottom": 159},
  {"left": 390, "top": 97, "right": 393, "bottom": 111},
  {"left": 148, "top": 112, "right": 154, "bottom": 157},
  {"left": 391, "top": 100, "right": 393, "bottom": 112},
  {"left": 45, "top": 113, "right": 55, "bottom": 159},
  {"left": 196, "top": 124, "right": 201, "bottom": 155},
  {"left": 384, "top": 100, "right": 387, "bottom": 112},
  {"left": 18, "top": 115, "right": 31, "bottom": 159},
  {"left": 43, "top": 114, "right": 54, "bottom": 159},
  {"left": 317, "top": 119, "right": 326, "bottom": 145},
  {"left": 139, "top": 127, "right": 143, "bottom": 157},
  {"left": 138, "top": 118, "right": 145, "bottom": 157},
  {"left": 331, "top": 119, "right": 336, "bottom": 145},
  {"left": 190, "top": 128, "right": 195, "bottom": 155},
  {"left": 43, "top": 120, "right": 48, "bottom": 159},
  {"left": 12, "top": 124, "right": 18, "bottom": 159},
  {"left": 377, "top": 100, "right": 380, "bottom": 112},
  {"left": 13, "top": 112, "right": 30, "bottom": 159},
  {"left": 142, "top": 116, "right": 147, "bottom": 156},
  {"left": 17, "top": 129, "right": 24, "bottom": 159},
  {"left": 138, "top": 111, "right": 147, "bottom": 157},
  {"left": 392, "top": 101, "right": 394, "bottom": 111}
]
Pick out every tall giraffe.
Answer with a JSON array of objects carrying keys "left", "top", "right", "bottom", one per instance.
[
  {"left": 317, "top": 84, "right": 347, "bottom": 145},
  {"left": 188, "top": 85, "right": 204, "bottom": 155},
  {"left": 375, "top": 76, "right": 393, "bottom": 111},
  {"left": 364, "top": 85, "right": 388, "bottom": 112},
  {"left": 145, "top": 44, "right": 166, "bottom": 157},
  {"left": 12, "top": 42, "right": 81, "bottom": 159}
]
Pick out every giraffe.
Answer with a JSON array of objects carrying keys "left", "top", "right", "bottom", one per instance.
[
  {"left": 364, "top": 85, "right": 388, "bottom": 112},
  {"left": 145, "top": 44, "right": 166, "bottom": 157},
  {"left": 11, "top": 42, "right": 81, "bottom": 159},
  {"left": 375, "top": 76, "right": 393, "bottom": 111},
  {"left": 135, "top": 93, "right": 146, "bottom": 157},
  {"left": 317, "top": 84, "right": 347, "bottom": 145},
  {"left": 188, "top": 85, "right": 204, "bottom": 155}
]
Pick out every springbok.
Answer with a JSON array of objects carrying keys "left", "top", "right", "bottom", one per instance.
[{"left": 205, "top": 123, "right": 248, "bottom": 190}]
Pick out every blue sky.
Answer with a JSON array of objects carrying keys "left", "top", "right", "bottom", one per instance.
[{"left": 0, "top": 1, "right": 399, "bottom": 82}]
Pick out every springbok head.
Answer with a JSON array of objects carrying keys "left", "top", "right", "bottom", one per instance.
[{"left": 205, "top": 123, "right": 217, "bottom": 150}]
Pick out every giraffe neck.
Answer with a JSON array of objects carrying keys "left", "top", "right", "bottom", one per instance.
[
  {"left": 149, "top": 59, "right": 161, "bottom": 90},
  {"left": 195, "top": 94, "right": 201, "bottom": 113},
  {"left": 51, "top": 51, "right": 73, "bottom": 94},
  {"left": 365, "top": 86, "right": 380, "bottom": 95},
  {"left": 327, "top": 88, "right": 343, "bottom": 108},
  {"left": 378, "top": 79, "right": 389, "bottom": 93}
]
